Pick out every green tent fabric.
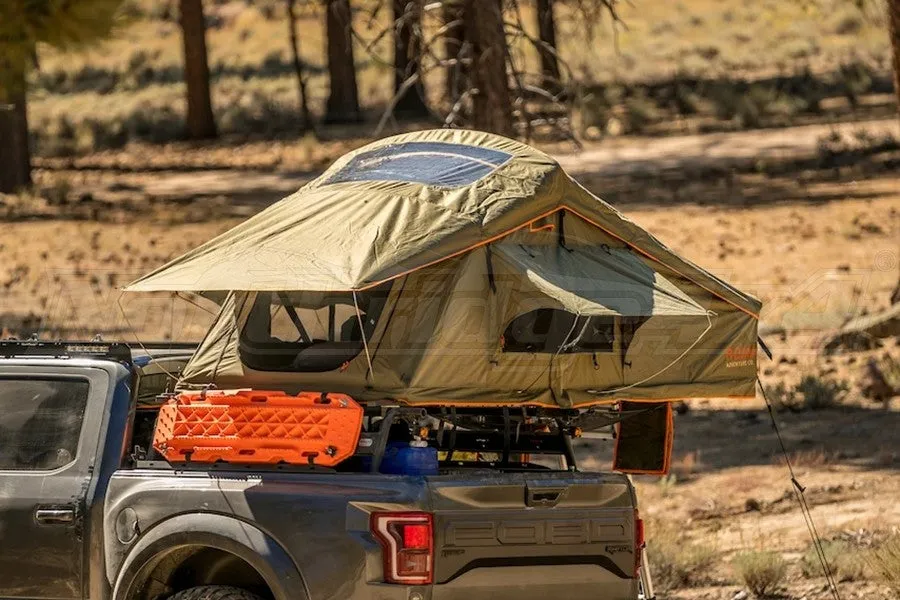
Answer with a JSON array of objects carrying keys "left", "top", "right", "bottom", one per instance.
[
  {"left": 125, "top": 129, "right": 761, "bottom": 407},
  {"left": 492, "top": 244, "right": 707, "bottom": 317},
  {"left": 126, "top": 129, "right": 760, "bottom": 317}
]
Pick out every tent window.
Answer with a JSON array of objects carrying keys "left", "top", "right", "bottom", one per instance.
[
  {"left": 502, "top": 309, "right": 616, "bottom": 354},
  {"left": 324, "top": 141, "right": 512, "bottom": 188},
  {"left": 239, "top": 284, "right": 390, "bottom": 372}
]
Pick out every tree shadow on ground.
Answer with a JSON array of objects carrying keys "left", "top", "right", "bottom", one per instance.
[{"left": 576, "top": 143, "right": 899, "bottom": 211}]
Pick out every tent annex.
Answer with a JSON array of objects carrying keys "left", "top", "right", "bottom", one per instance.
[{"left": 127, "top": 129, "right": 761, "bottom": 408}]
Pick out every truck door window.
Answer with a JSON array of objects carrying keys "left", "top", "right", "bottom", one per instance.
[{"left": 0, "top": 379, "right": 89, "bottom": 470}]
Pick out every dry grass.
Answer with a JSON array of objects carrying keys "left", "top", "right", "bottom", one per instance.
[
  {"left": 869, "top": 536, "right": 900, "bottom": 596},
  {"left": 785, "top": 447, "right": 837, "bottom": 468},
  {"left": 800, "top": 540, "right": 867, "bottom": 582},
  {"left": 732, "top": 550, "right": 788, "bottom": 598},
  {"left": 646, "top": 520, "right": 718, "bottom": 590}
]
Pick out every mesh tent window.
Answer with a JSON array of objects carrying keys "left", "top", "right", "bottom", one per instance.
[
  {"left": 325, "top": 142, "right": 512, "bottom": 188},
  {"left": 239, "top": 284, "right": 391, "bottom": 372},
  {"left": 502, "top": 312, "right": 650, "bottom": 354},
  {"left": 503, "top": 310, "right": 616, "bottom": 353}
]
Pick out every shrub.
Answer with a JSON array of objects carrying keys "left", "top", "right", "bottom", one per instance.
[
  {"left": 732, "top": 550, "right": 787, "bottom": 597},
  {"left": 671, "top": 80, "right": 704, "bottom": 116},
  {"left": 648, "top": 524, "right": 717, "bottom": 590},
  {"left": 839, "top": 62, "right": 873, "bottom": 108},
  {"left": 736, "top": 86, "right": 780, "bottom": 129},
  {"left": 624, "top": 92, "right": 660, "bottom": 133},
  {"left": 574, "top": 90, "right": 610, "bottom": 133},
  {"left": 145, "top": 0, "right": 175, "bottom": 21},
  {"left": 800, "top": 540, "right": 866, "bottom": 582},
  {"left": 833, "top": 14, "right": 863, "bottom": 36},
  {"left": 763, "top": 381, "right": 792, "bottom": 411},
  {"left": 796, "top": 375, "right": 848, "bottom": 410},
  {"left": 869, "top": 536, "right": 900, "bottom": 596},
  {"left": 34, "top": 114, "right": 78, "bottom": 157},
  {"left": 765, "top": 376, "right": 849, "bottom": 411}
]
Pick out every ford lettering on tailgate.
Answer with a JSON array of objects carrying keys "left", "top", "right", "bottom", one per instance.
[{"left": 445, "top": 518, "right": 627, "bottom": 546}]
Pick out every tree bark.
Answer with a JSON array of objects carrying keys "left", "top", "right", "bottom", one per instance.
[
  {"left": 178, "top": 0, "right": 217, "bottom": 139},
  {"left": 465, "top": 0, "right": 514, "bottom": 136},
  {"left": 535, "top": 0, "right": 561, "bottom": 89},
  {"left": 324, "top": 0, "right": 361, "bottom": 124},
  {"left": 287, "top": 0, "right": 312, "bottom": 130},
  {"left": 443, "top": 0, "right": 468, "bottom": 103},
  {"left": 889, "top": 0, "right": 900, "bottom": 125},
  {"left": 887, "top": 0, "right": 900, "bottom": 303},
  {"left": 392, "top": 0, "right": 429, "bottom": 117},
  {"left": 0, "top": 64, "right": 31, "bottom": 193}
]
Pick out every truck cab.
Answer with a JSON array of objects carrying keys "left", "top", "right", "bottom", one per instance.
[{"left": 0, "top": 342, "right": 190, "bottom": 600}]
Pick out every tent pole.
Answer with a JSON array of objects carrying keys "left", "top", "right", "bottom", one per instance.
[{"left": 353, "top": 290, "right": 375, "bottom": 383}]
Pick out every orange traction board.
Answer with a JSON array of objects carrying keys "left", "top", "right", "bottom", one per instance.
[{"left": 152, "top": 390, "right": 363, "bottom": 466}]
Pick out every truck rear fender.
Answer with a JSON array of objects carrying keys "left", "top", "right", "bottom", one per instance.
[{"left": 112, "top": 512, "right": 310, "bottom": 600}]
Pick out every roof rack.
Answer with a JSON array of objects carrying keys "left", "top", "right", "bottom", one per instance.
[
  {"left": 124, "top": 342, "right": 198, "bottom": 351},
  {"left": 0, "top": 340, "right": 132, "bottom": 363}
]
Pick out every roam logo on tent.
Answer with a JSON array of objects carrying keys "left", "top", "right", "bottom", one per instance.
[{"left": 724, "top": 345, "right": 755, "bottom": 368}]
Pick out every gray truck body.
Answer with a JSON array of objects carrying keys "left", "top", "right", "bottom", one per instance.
[{"left": 0, "top": 345, "right": 642, "bottom": 600}]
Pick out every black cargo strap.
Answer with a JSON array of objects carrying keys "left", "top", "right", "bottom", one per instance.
[
  {"left": 486, "top": 244, "right": 497, "bottom": 293},
  {"left": 328, "top": 304, "right": 335, "bottom": 341},
  {"left": 558, "top": 210, "right": 570, "bottom": 251},
  {"left": 501, "top": 408, "right": 511, "bottom": 465},
  {"left": 446, "top": 408, "right": 458, "bottom": 462},
  {"left": 277, "top": 292, "right": 311, "bottom": 343}
]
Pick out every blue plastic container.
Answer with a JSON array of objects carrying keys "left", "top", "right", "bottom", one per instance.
[{"left": 380, "top": 440, "right": 439, "bottom": 476}]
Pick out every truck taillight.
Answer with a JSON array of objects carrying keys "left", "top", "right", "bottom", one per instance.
[
  {"left": 371, "top": 512, "right": 434, "bottom": 585},
  {"left": 634, "top": 509, "right": 645, "bottom": 577}
]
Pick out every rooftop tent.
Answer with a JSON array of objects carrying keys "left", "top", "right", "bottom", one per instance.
[{"left": 126, "top": 129, "right": 761, "bottom": 408}]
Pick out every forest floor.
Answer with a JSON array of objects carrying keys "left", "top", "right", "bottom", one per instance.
[{"left": 1, "top": 115, "right": 898, "bottom": 598}]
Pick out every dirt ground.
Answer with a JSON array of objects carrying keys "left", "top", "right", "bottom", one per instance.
[
  {"left": 1, "top": 117, "right": 898, "bottom": 598},
  {"left": 577, "top": 400, "right": 900, "bottom": 599}
]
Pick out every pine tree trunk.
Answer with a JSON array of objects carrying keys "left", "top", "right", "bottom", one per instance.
[
  {"left": 443, "top": 0, "right": 468, "bottom": 103},
  {"left": 0, "top": 64, "right": 31, "bottom": 194},
  {"left": 179, "top": 0, "right": 217, "bottom": 139},
  {"left": 392, "top": 0, "right": 429, "bottom": 117},
  {"left": 888, "top": 0, "right": 900, "bottom": 304},
  {"left": 287, "top": 0, "right": 312, "bottom": 130},
  {"left": 465, "top": 0, "right": 513, "bottom": 136},
  {"left": 536, "top": 0, "right": 561, "bottom": 89},
  {"left": 324, "top": 0, "right": 361, "bottom": 124},
  {"left": 889, "top": 0, "right": 900, "bottom": 125}
]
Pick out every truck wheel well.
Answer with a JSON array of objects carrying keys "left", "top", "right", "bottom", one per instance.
[{"left": 135, "top": 546, "right": 274, "bottom": 600}]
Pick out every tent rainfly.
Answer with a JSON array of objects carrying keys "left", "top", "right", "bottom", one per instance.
[{"left": 127, "top": 129, "right": 761, "bottom": 408}]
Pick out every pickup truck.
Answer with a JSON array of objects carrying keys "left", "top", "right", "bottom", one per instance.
[{"left": 0, "top": 341, "right": 652, "bottom": 600}]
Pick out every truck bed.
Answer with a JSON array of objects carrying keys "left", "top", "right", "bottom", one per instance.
[{"left": 104, "top": 468, "right": 639, "bottom": 600}]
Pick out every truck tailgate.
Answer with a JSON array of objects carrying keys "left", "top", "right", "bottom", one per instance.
[{"left": 428, "top": 471, "right": 638, "bottom": 600}]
